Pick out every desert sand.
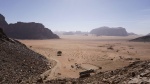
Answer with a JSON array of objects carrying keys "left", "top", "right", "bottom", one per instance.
[{"left": 20, "top": 35, "right": 150, "bottom": 80}]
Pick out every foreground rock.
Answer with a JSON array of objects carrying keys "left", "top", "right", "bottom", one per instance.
[
  {"left": 0, "top": 28, "right": 50, "bottom": 83},
  {"left": 0, "top": 13, "right": 59, "bottom": 39},
  {"left": 90, "top": 26, "right": 128, "bottom": 36},
  {"left": 46, "top": 60, "right": 150, "bottom": 84},
  {"left": 130, "top": 35, "right": 150, "bottom": 42}
]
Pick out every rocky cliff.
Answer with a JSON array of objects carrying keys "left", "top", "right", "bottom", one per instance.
[
  {"left": 0, "top": 14, "right": 59, "bottom": 39},
  {"left": 90, "top": 27, "right": 128, "bottom": 36},
  {"left": 0, "top": 28, "right": 50, "bottom": 83}
]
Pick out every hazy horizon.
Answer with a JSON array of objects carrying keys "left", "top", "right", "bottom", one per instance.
[{"left": 0, "top": 0, "right": 150, "bottom": 35}]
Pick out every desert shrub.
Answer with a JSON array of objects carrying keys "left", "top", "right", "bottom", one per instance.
[
  {"left": 57, "top": 51, "right": 62, "bottom": 56},
  {"left": 107, "top": 46, "right": 114, "bottom": 50}
]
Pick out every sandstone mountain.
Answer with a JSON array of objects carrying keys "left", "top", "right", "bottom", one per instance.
[
  {"left": 0, "top": 14, "right": 59, "bottom": 39},
  {"left": 0, "top": 28, "right": 50, "bottom": 83},
  {"left": 8, "top": 22, "right": 59, "bottom": 39},
  {"left": 90, "top": 26, "right": 128, "bottom": 36}
]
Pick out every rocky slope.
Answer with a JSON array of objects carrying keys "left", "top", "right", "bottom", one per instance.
[
  {"left": 90, "top": 26, "right": 128, "bottom": 36},
  {"left": 0, "top": 28, "right": 50, "bottom": 83},
  {"left": 0, "top": 14, "right": 59, "bottom": 39},
  {"left": 130, "top": 35, "right": 150, "bottom": 42},
  {"left": 46, "top": 60, "right": 150, "bottom": 84}
]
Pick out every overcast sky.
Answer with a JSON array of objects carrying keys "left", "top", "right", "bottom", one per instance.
[{"left": 0, "top": 0, "right": 150, "bottom": 34}]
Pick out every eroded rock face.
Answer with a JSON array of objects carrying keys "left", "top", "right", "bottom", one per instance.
[
  {"left": 0, "top": 14, "right": 59, "bottom": 39},
  {"left": 90, "top": 27, "right": 128, "bottom": 36},
  {"left": 0, "top": 28, "right": 50, "bottom": 83}
]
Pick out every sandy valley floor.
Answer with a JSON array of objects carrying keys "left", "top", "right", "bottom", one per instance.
[{"left": 20, "top": 35, "right": 150, "bottom": 80}]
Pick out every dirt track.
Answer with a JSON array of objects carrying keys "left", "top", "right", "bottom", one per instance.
[{"left": 47, "top": 56, "right": 61, "bottom": 79}]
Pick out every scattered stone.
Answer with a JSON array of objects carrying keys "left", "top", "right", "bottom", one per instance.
[
  {"left": 58, "top": 73, "right": 61, "bottom": 75},
  {"left": 36, "top": 77, "right": 43, "bottom": 83},
  {"left": 125, "top": 58, "right": 133, "bottom": 61},
  {"left": 131, "top": 72, "right": 136, "bottom": 77},
  {"left": 135, "top": 58, "right": 140, "bottom": 60},
  {"left": 99, "top": 67, "right": 102, "bottom": 69},
  {"left": 116, "top": 50, "right": 119, "bottom": 52}
]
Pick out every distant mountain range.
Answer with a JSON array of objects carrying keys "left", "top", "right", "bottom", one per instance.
[
  {"left": 0, "top": 14, "right": 59, "bottom": 39},
  {"left": 54, "top": 31, "right": 89, "bottom": 35}
]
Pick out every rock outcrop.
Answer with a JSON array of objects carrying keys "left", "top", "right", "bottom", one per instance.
[
  {"left": 0, "top": 28, "right": 50, "bottom": 83},
  {"left": 0, "top": 14, "right": 59, "bottom": 39},
  {"left": 90, "top": 26, "right": 128, "bottom": 36},
  {"left": 130, "top": 35, "right": 150, "bottom": 42}
]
